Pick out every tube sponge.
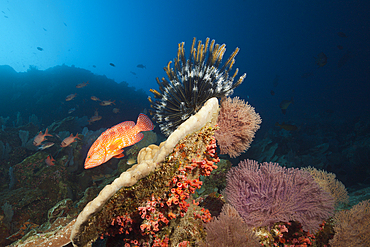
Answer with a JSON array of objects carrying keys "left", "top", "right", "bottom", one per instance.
[{"left": 70, "top": 97, "right": 219, "bottom": 246}]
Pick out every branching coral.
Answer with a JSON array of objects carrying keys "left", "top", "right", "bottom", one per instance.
[
  {"left": 215, "top": 96, "right": 261, "bottom": 158},
  {"left": 148, "top": 37, "right": 246, "bottom": 136},
  {"left": 225, "top": 159, "right": 335, "bottom": 232}
]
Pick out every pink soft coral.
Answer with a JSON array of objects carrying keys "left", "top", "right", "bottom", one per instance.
[{"left": 215, "top": 97, "right": 261, "bottom": 158}]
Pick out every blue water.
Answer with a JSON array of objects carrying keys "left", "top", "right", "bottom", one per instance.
[{"left": 0, "top": 0, "right": 369, "bottom": 245}]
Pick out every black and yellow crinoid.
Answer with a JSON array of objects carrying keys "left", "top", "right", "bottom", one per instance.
[{"left": 148, "top": 37, "right": 246, "bottom": 136}]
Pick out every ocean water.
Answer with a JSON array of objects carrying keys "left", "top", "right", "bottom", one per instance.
[{"left": 0, "top": 0, "right": 369, "bottom": 246}]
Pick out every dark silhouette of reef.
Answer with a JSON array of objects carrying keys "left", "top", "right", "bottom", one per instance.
[
  {"left": 0, "top": 64, "right": 154, "bottom": 245},
  {"left": 0, "top": 64, "right": 150, "bottom": 131}
]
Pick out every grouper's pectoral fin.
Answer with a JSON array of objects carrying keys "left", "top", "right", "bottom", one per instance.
[{"left": 112, "top": 149, "right": 124, "bottom": 158}]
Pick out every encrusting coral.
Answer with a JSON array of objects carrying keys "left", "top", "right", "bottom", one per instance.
[
  {"left": 215, "top": 96, "right": 261, "bottom": 158},
  {"left": 70, "top": 97, "right": 219, "bottom": 246}
]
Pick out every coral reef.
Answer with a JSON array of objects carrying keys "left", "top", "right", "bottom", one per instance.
[
  {"left": 0, "top": 116, "right": 10, "bottom": 127},
  {"left": 1, "top": 202, "right": 13, "bottom": 229},
  {"left": 149, "top": 37, "right": 246, "bottom": 136},
  {"left": 18, "top": 130, "right": 29, "bottom": 148},
  {"left": 254, "top": 220, "right": 323, "bottom": 246},
  {"left": 225, "top": 159, "right": 335, "bottom": 232},
  {"left": 10, "top": 218, "right": 76, "bottom": 247},
  {"left": 195, "top": 158, "right": 232, "bottom": 198},
  {"left": 330, "top": 199, "right": 370, "bottom": 246},
  {"left": 70, "top": 97, "right": 219, "bottom": 246},
  {"left": 201, "top": 203, "right": 260, "bottom": 247},
  {"left": 302, "top": 166, "right": 349, "bottom": 208},
  {"left": 215, "top": 96, "right": 261, "bottom": 158}
]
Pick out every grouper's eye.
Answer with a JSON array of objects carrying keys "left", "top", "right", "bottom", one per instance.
[{"left": 88, "top": 156, "right": 91, "bottom": 159}]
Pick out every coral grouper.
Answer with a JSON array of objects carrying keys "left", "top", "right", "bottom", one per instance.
[{"left": 84, "top": 113, "right": 154, "bottom": 169}]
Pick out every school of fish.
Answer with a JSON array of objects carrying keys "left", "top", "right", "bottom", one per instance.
[{"left": 30, "top": 80, "right": 154, "bottom": 169}]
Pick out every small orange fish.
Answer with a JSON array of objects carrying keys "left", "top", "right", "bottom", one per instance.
[
  {"left": 85, "top": 113, "right": 154, "bottom": 169},
  {"left": 61, "top": 133, "right": 80, "bottom": 147},
  {"left": 100, "top": 100, "right": 115, "bottom": 106},
  {"left": 88, "top": 115, "right": 102, "bottom": 124},
  {"left": 33, "top": 128, "right": 53, "bottom": 146},
  {"left": 76, "top": 81, "right": 89, "bottom": 88},
  {"left": 91, "top": 96, "right": 101, "bottom": 101},
  {"left": 66, "top": 93, "right": 77, "bottom": 101},
  {"left": 45, "top": 155, "right": 56, "bottom": 166},
  {"left": 113, "top": 108, "right": 120, "bottom": 114}
]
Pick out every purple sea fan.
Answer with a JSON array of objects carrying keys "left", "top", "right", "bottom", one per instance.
[
  {"left": 225, "top": 159, "right": 335, "bottom": 232},
  {"left": 202, "top": 204, "right": 260, "bottom": 247}
]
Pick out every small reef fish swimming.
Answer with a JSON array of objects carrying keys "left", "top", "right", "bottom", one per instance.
[
  {"left": 33, "top": 128, "right": 52, "bottom": 146},
  {"left": 275, "top": 122, "right": 298, "bottom": 131},
  {"left": 112, "top": 108, "right": 120, "bottom": 114},
  {"left": 60, "top": 133, "right": 80, "bottom": 147},
  {"left": 90, "top": 96, "right": 101, "bottom": 101},
  {"left": 68, "top": 108, "right": 76, "bottom": 114},
  {"left": 65, "top": 93, "right": 77, "bottom": 101},
  {"left": 126, "top": 156, "right": 136, "bottom": 165},
  {"left": 315, "top": 52, "right": 327, "bottom": 67},
  {"left": 337, "top": 32, "right": 347, "bottom": 38},
  {"left": 45, "top": 155, "right": 55, "bottom": 166},
  {"left": 84, "top": 113, "right": 154, "bottom": 169},
  {"left": 109, "top": 63, "right": 115, "bottom": 67},
  {"left": 100, "top": 100, "right": 115, "bottom": 106},
  {"left": 88, "top": 115, "right": 102, "bottom": 124},
  {"left": 137, "top": 64, "right": 146, "bottom": 69},
  {"left": 38, "top": 142, "right": 55, "bottom": 150},
  {"left": 279, "top": 98, "right": 294, "bottom": 115},
  {"left": 37, "top": 47, "right": 43, "bottom": 51},
  {"left": 76, "top": 81, "right": 89, "bottom": 88}
]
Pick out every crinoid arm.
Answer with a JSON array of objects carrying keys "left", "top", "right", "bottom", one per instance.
[{"left": 149, "top": 37, "right": 246, "bottom": 136}]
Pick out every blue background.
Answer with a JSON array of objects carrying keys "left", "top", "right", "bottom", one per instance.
[{"left": 0, "top": 0, "right": 369, "bottom": 128}]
